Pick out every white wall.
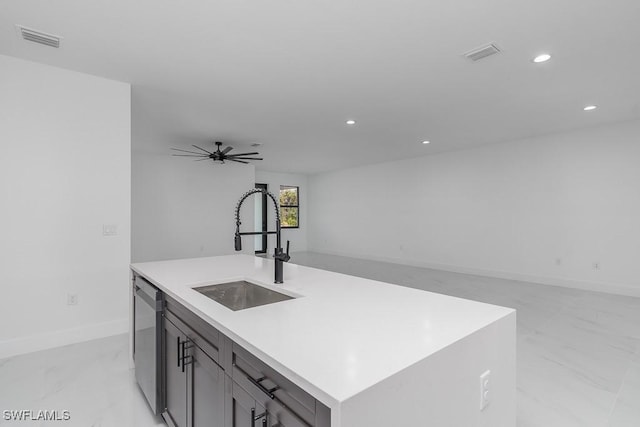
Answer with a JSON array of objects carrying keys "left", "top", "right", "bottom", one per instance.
[
  {"left": 0, "top": 55, "right": 131, "bottom": 358},
  {"left": 256, "top": 171, "right": 308, "bottom": 255},
  {"left": 131, "top": 150, "right": 255, "bottom": 262},
  {"left": 308, "top": 120, "right": 640, "bottom": 296}
]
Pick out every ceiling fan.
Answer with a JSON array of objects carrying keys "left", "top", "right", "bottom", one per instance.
[{"left": 171, "top": 141, "right": 263, "bottom": 164}]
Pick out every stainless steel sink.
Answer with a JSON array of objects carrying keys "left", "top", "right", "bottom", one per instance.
[{"left": 193, "top": 281, "right": 295, "bottom": 311}]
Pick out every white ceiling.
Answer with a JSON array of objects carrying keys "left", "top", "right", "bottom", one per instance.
[{"left": 2, "top": 0, "right": 639, "bottom": 174}]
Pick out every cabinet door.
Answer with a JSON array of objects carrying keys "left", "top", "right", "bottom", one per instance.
[
  {"left": 191, "top": 344, "right": 228, "bottom": 427},
  {"left": 232, "top": 344, "right": 316, "bottom": 426},
  {"left": 264, "top": 400, "right": 307, "bottom": 427},
  {"left": 232, "top": 382, "right": 266, "bottom": 427},
  {"left": 232, "top": 381, "right": 307, "bottom": 427},
  {"left": 164, "top": 319, "right": 189, "bottom": 427}
]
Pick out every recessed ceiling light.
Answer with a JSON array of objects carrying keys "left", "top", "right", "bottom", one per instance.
[
  {"left": 583, "top": 105, "right": 597, "bottom": 111},
  {"left": 346, "top": 120, "right": 356, "bottom": 125},
  {"left": 422, "top": 140, "right": 431, "bottom": 145},
  {"left": 533, "top": 53, "right": 551, "bottom": 63}
]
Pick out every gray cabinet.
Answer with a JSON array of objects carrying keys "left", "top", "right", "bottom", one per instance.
[
  {"left": 164, "top": 318, "right": 188, "bottom": 427},
  {"left": 232, "top": 344, "right": 330, "bottom": 427},
  {"left": 264, "top": 399, "right": 308, "bottom": 427},
  {"left": 164, "top": 313, "right": 229, "bottom": 427},
  {"left": 192, "top": 344, "right": 229, "bottom": 427},
  {"left": 161, "top": 294, "right": 330, "bottom": 427},
  {"left": 231, "top": 382, "right": 267, "bottom": 427},
  {"left": 231, "top": 380, "right": 307, "bottom": 427}
]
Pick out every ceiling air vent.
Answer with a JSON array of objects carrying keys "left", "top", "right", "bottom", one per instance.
[
  {"left": 463, "top": 43, "right": 501, "bottom": 62},
  {"left": 17, "top": 25, "right": 61, "bottom": 48}
]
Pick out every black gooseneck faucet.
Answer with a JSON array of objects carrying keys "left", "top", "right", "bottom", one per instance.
[{"left": 234, "top": 188, "right": 291, "bottom": 283}]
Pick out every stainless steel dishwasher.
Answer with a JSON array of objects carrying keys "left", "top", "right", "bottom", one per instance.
[{"left": 133, "top": 275, "right": 164, "bottom": 414}]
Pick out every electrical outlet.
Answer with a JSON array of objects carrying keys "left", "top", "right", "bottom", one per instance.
[
  {"left": 103, "top": 224, "right": 118, "bottom": 236},
  {"left": 555, "top": 258, "right": 562, "bottom": 266},
  {"left": 592, "top": 262, "right": 600, "bottom": 270},
  {"left": 480, "top": 370, "right": 491, "bottom": 411},
  {"left": 67, "top": 293, "right": 78, "bottom": 306}
]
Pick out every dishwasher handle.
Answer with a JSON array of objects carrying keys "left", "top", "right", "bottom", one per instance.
[{"left": 134, "top": 278, "right": 163, "bottom": 311}]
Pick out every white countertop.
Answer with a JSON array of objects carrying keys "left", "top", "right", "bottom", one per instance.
[{"left": 131, "top": 254, "right": 514, "bottom": 408}]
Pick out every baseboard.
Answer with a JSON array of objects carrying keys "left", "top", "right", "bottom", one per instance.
[
  {"left": 0, "top": 318, "right": 129, "bottom": 360},
  {"left": 308, "top": 249, "right": 640, "bottom": 298}
]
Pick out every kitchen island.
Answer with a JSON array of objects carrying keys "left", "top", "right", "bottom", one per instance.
[{"left": 131, "top": 254, "right": 515, "bottom": 427}]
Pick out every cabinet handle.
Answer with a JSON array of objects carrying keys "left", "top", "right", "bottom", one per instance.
[
  {"left": 177, "top": 336, "right": 181, "bottom": 368},
  {"left": 251, "top": 408, "right": 267, "bottom": 427},
  {"left": 246, "top": 375, "right": 279, "bottom": 400},
  {"left": 181, "top": 339, "right": 194, "bottom": 373},
  {"left": 182, "top": 355, "right": 194, "bottom": 372}
]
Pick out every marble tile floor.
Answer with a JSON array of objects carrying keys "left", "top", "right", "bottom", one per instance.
[
  {"left": 0, "top": 334, "right": 163, "bottom": 427},
  {"left": 292, "top": 252, "right": 640, "bottom": 427},
  {"left": 0, "top": 252, "right": 638, "bottom": 426}
]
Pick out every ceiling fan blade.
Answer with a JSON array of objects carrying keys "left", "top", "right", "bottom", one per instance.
[
  {"left": 228, "top": 159, "right": 249, "bottom": 164},
  {"left": 228, "top": 157, "right": 263, "bottom": 161},
  {"left": 194, "top": 158, "right": 211, "bottom": 161},
  {"left": 171, "top": 148, "right": 207, "bottom": 155},
  {"left": 192, "top": 145, "right": 213, "bottom": 155},
  {"left": 221, "top": 146, "right": 233, "bottom": 155},
  {"left": 226, "top": 152, "right": 259, "bottom": 157},
  {"left": 172, "top": 154, "right": 209, "bottom": 157}
]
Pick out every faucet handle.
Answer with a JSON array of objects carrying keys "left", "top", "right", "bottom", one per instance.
[{"left": 283, "top": 240, "right": 291, "bottom": 262}]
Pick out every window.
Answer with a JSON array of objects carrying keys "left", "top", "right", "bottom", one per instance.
[{"left": 279, "top": 185, "right": 299, "bottom": 228}]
